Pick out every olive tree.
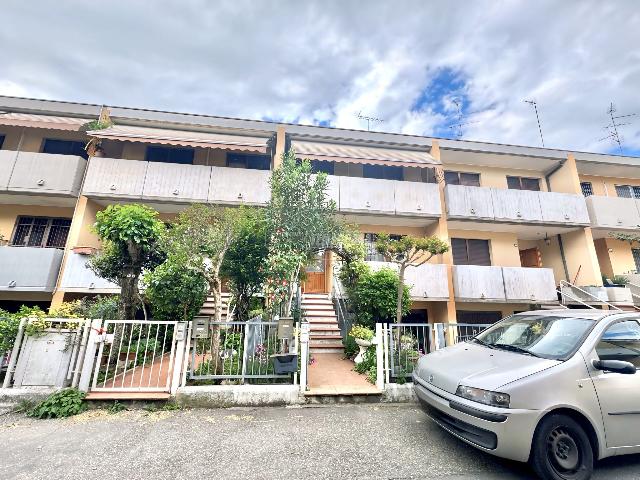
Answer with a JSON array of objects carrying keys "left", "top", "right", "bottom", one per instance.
[
  {"left": 375, "top": 234, "right": 449, "bottom": 323},
  {"left": 89, "top": 204, "right": 165, "bottom": 319}
]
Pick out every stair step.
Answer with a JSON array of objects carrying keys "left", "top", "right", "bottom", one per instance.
[
  {"left": 310, "top": 335, "right": 343, "bottom": 342},
  {"left": 301, "top": 303, "right": 334, "bottom": 309},
  {"left": 309, "top": 328, "right": 341, "bottom": 334},
  {"left": 305, "top": 311, "right": 337, "bottom": 317},
  {"left": 303, "top": 294, "right": 330, "bottom": 299},
  {"left": 310, "top": 348, "right": 344, "bottom": 354}
]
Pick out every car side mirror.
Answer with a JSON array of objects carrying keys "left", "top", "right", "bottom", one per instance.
[{"left": 592, "top": 359, "right": 637, "bottom": 375}]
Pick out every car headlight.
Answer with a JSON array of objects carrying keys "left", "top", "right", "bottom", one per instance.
[{"left": 455, "top": 385, "right": 510, "bottom": 408}]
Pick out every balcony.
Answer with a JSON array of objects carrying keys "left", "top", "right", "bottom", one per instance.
[
  {"left": 453, "top": 265, "right": 557, "bottom": 303},
  {"left": 366, "top": 261, "right": 449, "bottom": 300},
  {"left": 585, "top": 195, "right": 640, "bottom": 231},
  {"left": 0, "top": 247, "right": 64, "bottom": 292},
  {"left": 0, "top": 151, "right": 87, "bottom": 197},
  {"left": 58, "top": 252, "right": 119, "bottom": 293},
  {"left": 334, "top": 176, "right": 441, "bottom": 219},
  {"left": 81, "top": 158, "right": 271, "bottom": 206},
  {"left": 445, "top": 185, "right": 590, "bottom": 226},
  {"left": 560, "top": 285, "right": 634, "bottom": 306}
]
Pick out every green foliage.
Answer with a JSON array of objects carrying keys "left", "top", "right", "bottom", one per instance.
[
  {"left": 24, "top": 318, "right": 49, "bottom": 337},
  {"left": 396, "top": 368, "right": 407, "bottom": 385},
  {"left": 12, "top": 400, "right": 36, "bottom": 414},
  {"left": 265, "top": 150, "right": 341, "bottom": 313},
  {"left": 89, "top": 204, "right": 165, "bottom": 319},
  {"left": 0, "top": 314, "right": 21, "bottom": 356},
  {"left": 78, "top": 295, "right": 120, "bottom": 320},
  {"left": 348, "top": 325, "right": 374, "bottom": 341},
  {"left": 354, "top": 346, "right": 376, "bottom": 384},
  {"left": 343, "top": 335, "right": 358, "bottom": 358},
  {"left": 47, "top": 301, "right": 82, "bottom": 319},
  {"left": 107, "top": 401, "right": 127, "bottom": 414},
  {"left": 144, "top": 258, "right": 208, "bottom": 322},
  {"left": 220, "top": 208, "right": 269, "bottom": 320},
  {"left": 80, "top": 119, "right": 112, "bottom": 132},
  {"left": 609, "top": 231, "right": 640, "bottom": 246},
  {"left": 332, "top": 226, "right": 368, "bottom": 291},
  {"left": 28, "top": 388, "right": 87, "bottom": 419},
  {"left": 611, "top": 275, "right": 630, "bottom": 285},
  {"left": 351, "top": 268, "right": 410, "bottom": 327}
]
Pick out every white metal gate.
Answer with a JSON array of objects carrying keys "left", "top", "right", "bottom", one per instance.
[{"left": 90, "top": 320, "right": 180, "bottom": 393}]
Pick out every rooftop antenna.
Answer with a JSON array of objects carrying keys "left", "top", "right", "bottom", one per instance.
[
  {"left": 448, "top": 99, "right": 479, "bottom": 139},
  {"left": 524, "top": 99, "right": 545, "bottom": 147},
  {"left": 355, "top": 111, "right": 384, "bottom": 131},
  {"left": 598, "top": 102, "right": 636, "bottom": 155}
]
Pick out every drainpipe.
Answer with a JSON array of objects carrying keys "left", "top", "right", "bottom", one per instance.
[{"left": 545, "top": 159, "right": 571, "bottom": 282}]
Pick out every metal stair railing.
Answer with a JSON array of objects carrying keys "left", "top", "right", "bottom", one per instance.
[
  {"left": 559, "top": 280, "right": 622, "bottom": 311},
  {"left": 331, "top": 273, "right": 352, "bottom": 338},
  {"left": 623, "top": 281, "right": 640, "bottom": 310}
]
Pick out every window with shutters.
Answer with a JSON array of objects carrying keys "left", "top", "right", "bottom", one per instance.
[
  {"left": 227, "top": 153, "right": 271, "bottom": 170},
  {"left": 451, "top": 238, "right": 491, "bottom": 266},
  {"left": 580, "top": 182, "right": 593, "bottom": 197},
  {"left": 615, "top": 184, "right": 640, "bottom": 199},
  {"left": 364, "top": 233, "right": 403, "bottom": 261},
  {"left": 444, "top": 170, "right": 480, "bottom": 186},
  {"left": 146, "top": 145, "right": 195, "bottom": 165},
  {"left": 42, "top": 138, "right": 88, "bottom": 159},
  {"left": 506, "top": 176, "right": 540, "bottom": 191},
  {"left": 10, "top": 216, "right": 71, "bottom": 248},
  {"left": 363, "top": 164, "right": 403, "bottom": 181}
]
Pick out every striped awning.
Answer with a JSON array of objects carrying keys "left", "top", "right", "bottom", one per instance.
[
  {"left": 291, "top": 140, "right": 438, "bottom": 167},
  {"left": 87, "top": 125, "right": 269, "bottom": 153},
  {"left": 0, "top": 112, "right": 90, "bottom": 131}
]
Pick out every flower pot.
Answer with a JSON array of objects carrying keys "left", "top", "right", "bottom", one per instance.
[
  {"left": 354, "top": 338, "right": 372, "bottom": 364},
  {"left": 73, "top": 246, "right": 97, "bottom": 255}
]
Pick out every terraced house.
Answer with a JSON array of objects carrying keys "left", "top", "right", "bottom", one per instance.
[{"left": 1, "top": 95, "right": 640, "bottom": 332}]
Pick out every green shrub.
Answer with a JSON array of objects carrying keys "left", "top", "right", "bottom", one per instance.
[
  {"left": 343, "top": 335, "right": 358, "bottom": 358},
  {"left": 28, "top": 388, "right": 87, "bottom": 419},
  {"left": 0, "top": 313, "right": 21, "bottom": 356},
  {"left": 611, "top": 275, "right": 629, "bottom": 286},
  {"left": 354, "top": 346, "right": 376, "bottom": 374},
  {"left": 348, "top": 325, "right": 374, "bottom": 341},
  {"left": 351, "top": 268, "right": 410, "bottom": 327}
]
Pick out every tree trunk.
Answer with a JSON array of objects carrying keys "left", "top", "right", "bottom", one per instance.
[
  {"left": 210, "top": 272, "right": 224, "bottom": 375},
  {"left": 396, "top": 264, "right": 406, "bottom": 324},
  {"left": 119, "top": 271, "right": 138, "bottom": 320}
]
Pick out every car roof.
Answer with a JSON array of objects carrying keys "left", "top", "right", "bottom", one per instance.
[{"left": 512, "top": 309, "right": 626, "bottom": 321}]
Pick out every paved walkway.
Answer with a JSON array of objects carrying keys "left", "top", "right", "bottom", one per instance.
[
  {"left": 2, "top": 404, "right": 639, "bottom": 480},
  {"left": 306, "top": 353, "right": 380, "bottom": 395}
]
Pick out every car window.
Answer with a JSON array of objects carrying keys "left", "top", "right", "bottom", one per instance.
[
  {"left": 596, "top": 320, "right": 640, "bottom": 368},
  {"left": 474, "top": 315, "right": 595, "bottom": 360}
]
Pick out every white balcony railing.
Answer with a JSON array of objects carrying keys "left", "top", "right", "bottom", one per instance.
[
  {"left": 585, "top": 195, "right": 640, "bottom": 230},
  {"left": 0, "top": 151, "right": 87, "bottom": 197},
  {"left": 445, "top": 184, "right": 590, "bottom": 226},
  {"left": 366, "top": 261, "right": 449, "bottom": 300},
  {"left": 58, "top": 251, "right": 119, "bottom": 293},
  {"left": 0, "top": 247, "right": 64, "bottom": 292}
]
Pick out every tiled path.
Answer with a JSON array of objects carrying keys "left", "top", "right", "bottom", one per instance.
[{"left": 306, "top": 353, "right": 380, "bottom": 395}]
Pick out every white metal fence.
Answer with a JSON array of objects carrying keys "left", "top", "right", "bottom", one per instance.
[
  {"left": 187, "top": 320, "right": 298, "bottom": 382},
  {"left": 433, "top": 323, "right": 491, "bottom": 349}
]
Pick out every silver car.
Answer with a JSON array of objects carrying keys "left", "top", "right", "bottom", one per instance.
[{"left": 413, "top": 310, "right": 640, "bottom": 480}]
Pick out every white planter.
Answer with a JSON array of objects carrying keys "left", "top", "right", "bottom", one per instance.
[{"left": 354, "top": 338, "right": 372, "bottom": 364}]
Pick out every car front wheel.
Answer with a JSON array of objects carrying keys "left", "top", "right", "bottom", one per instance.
[{"left": 530, "top": 414, "right": 594, "bottom": 480}]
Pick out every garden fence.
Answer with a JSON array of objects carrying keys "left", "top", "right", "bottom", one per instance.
[
  {"left": 187, "top": 320, "right": 298, "bottom": 383},
  {"left": 433, "top": 323, "right": 490, "bottom": 349}
]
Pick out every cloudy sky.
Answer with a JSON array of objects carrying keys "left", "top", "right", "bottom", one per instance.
[{"left": 2, "top": 0, "right": 639, "bottom": 155}]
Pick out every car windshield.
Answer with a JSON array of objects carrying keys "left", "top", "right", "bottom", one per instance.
[{"left": 472, "top": 315, "right": 596, "bottom": 360}]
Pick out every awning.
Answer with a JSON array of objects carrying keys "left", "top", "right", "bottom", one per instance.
[
  {"left": 87, "top": 125, "right": 269, "bottom": 153},
  {"left": 291, "top": 140, "right": 438, "bottom": 167},
  {"left": 0, "top": 112, "right": 90, "bottom": 131}
]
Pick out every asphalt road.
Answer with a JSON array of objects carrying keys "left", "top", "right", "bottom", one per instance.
[{"left": 1, "top": 404, "right": 639, "bottom": 480}]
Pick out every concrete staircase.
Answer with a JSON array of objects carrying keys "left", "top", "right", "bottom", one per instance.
[
  {"left": 198, "top": 292, "right": 232, "bottom": 320},
  {"left": 302, "top": 293, "right": 344, "bottom": 354}
]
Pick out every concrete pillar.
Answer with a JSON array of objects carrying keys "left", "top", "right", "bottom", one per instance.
[
  {"left": 272, "top": 126, "right": 286, "bottom": 169},
  {"left": 431, "top": 140, "right": 457, "bottom": 323}
]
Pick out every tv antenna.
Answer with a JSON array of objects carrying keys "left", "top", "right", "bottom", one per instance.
[
  {"left": 448, "top": 99, "right": 479, "bottom": 139},
  {"left": 356, "top": 111, "right": 384, "bottom": 131},
  {"left": 598, "top": 102, "right": 636, "bottom": 155},
  {"left": 524, "top": 99, "right": 545, "bottom": 147}
]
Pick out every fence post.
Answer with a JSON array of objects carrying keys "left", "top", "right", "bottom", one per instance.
[
  {"left": 382, "top": 324, "right": 390, "bottom": 385},
  {"left": 433, "top": 323, "right": 444, "bottom": 350},
  {"left": 375, "top": 323, "right": 384, "bottom": 390},
  {"left": 77, "top": 319, "right": 103, "bottom": 392},
  {"left": 299, "top": 322, "right": 310, "bottom": 393},
  {"left": 180, "top": 322, "right": 193, "bottom": 388},
  {"left": 170, "top": 323, "right": 188, "bottom": 395},
  {"left": 2, "top": 317, "right": 27, "bottom": 389},
  {"left": 240, "top": 322, "right": 250, "bottom": 383}
]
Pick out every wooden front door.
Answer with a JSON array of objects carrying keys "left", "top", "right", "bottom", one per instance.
[
  {"left": 519, "top": 247, "right": 542, "bottom": 268},
  {"left": 302, "top": 251, "right": 327, "bottom": 293}
]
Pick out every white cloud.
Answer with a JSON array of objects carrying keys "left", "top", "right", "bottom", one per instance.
[{"left": 1, "top": 0, "right": 639, "bottom": 154}]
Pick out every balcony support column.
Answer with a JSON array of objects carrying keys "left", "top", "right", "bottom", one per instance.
[{"left": 431, "top": 140, "right": 456, "bottom": 324}]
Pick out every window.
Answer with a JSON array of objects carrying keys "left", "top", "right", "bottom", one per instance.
[
  {"left": 456, "top": 311, "right": 502, "bottom": 325},
  {"left": 0, "top": 134, "right": 5, "bottom": 149},
  {"left": 310, "top": 160, "right": 334, "bottom": 175},
  {"left": 444, "top": 171, "right": 480, "bottom": 186},
  {"left": 451, "top": 238, "right": 491, "bottom": 266},
  {"left": 596, "top": 320, "right": 640, "bottom": 369},
  {"left": 580, "top": 181, "right": 593, "bottom": 197},
  {"left": 633, "top": 249, "right": 640, "bottom": 273},
  {"left": 363, "top": 233, "right": 402, "bottom": 261},
  {"left": 226, "top": 153, "right": 271, "bottom": 170},
  {"left": 11, "top": 216, "right": 72, "bottom": 248},
  {"left": 145, "top": 146, "right": 194, "bottom": 165},
  {"left": 507, "top": 176, "right": 541, "bottom": 191},
  {"left": 363, "top": 164, "right": 403, "bottom": 181},
  {"left": 615, "top": 185, "right": 640, "bottom": 199},
  {"left": 42, "top": 139, "right": 88, "bottom": 159}
]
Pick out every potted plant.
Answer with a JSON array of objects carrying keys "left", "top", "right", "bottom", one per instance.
[{"left": 349, "top": 325, "right": 375, "bottom": 364}]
